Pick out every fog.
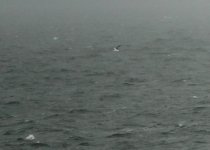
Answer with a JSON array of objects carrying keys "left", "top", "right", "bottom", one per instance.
[{"left": 1, "top": 0, "right": 210, "bottom": 43}]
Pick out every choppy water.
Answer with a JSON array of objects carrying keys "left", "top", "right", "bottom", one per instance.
[{"left": 1, "top": 1, "right": 210, "bottom": 150}]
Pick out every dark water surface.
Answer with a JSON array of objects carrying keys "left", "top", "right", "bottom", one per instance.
[{"left": 1, "top": 0, "right": 210, "bottom": 149}]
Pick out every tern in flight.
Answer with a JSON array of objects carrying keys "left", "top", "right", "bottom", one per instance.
[{"left": 113, "top": 45, "right": 121, "bottom": 52}]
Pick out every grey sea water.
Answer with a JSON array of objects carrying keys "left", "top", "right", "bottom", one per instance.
[{"left": 1, "top": 0, "right": 210, "bottom": 149}]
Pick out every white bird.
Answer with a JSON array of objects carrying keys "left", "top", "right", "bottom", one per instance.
[{"left": 113, "top": 45, "right": 121, "bottom": 52}]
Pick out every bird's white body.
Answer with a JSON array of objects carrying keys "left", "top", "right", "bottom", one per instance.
[{"left": 113, "top": 48, "right": 119, "bottom": 52}]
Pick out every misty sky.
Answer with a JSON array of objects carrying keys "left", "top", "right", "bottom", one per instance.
[{"left": 1, "top": 0, "right": 210, "bottom": 43}]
